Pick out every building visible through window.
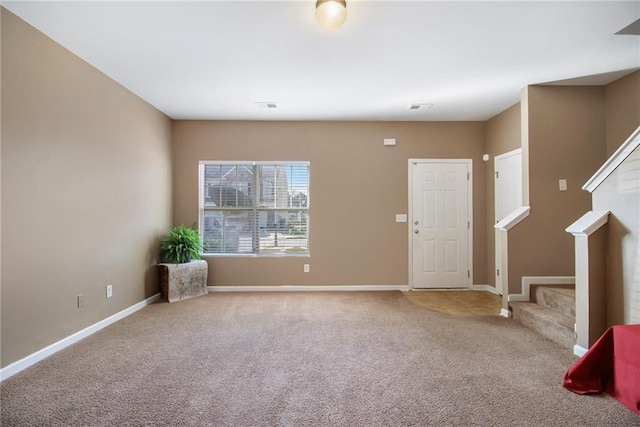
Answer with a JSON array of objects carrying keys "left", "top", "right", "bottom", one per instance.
[{"left": 199, "top": 162, "right": 309, "bottom": 255}]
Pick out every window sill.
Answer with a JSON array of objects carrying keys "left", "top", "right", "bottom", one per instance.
[{"left": 201, "top": 253, "right": 310, "bottom": 258}]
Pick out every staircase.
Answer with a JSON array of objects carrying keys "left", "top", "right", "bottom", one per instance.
[{"left": 510, "top": 285, "right": 576, "bottom": 348}]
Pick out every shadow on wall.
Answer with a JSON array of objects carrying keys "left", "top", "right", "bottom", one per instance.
[
  {"left": 606, "top": 145, "right": 640, "bottom": 325},
  {"left": 631, "top": 230, "right": 640, "bottom": 323},
  {"left": 607, "top": 215, "right": 628, "bottom": 326},
  {"left": 144, "top": 237, "right": 162, "bottom": 297},
  {"left": 617, "top": 149, "right": 640, "bottom": 324},
  {"left": 145, "top": 266, "right": 160, "bottom": 298}
]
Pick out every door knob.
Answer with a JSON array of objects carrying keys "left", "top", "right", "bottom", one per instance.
[
  {"left": 414, "top": 230, "right": 419, "bottom": 234},
  {"left": 414, "top": 221, "right": 419, "bottom": 225}
]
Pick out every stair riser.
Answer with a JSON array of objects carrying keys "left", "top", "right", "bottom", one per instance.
[
  {"left": 535, "top": 287, "right": 575, "bottom": 318},
  {"left": 512, "top": 305, "right": 575, "bottom": 349}
]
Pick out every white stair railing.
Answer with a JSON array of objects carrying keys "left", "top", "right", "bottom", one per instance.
[
  {"left": 566, "top": 210, "right": 610, "bottom": 357},
  {"left": 495, "top": 206, "right": 530, "bottom": 317}
]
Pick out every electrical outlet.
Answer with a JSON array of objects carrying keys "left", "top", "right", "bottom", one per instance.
[
  {"left": 106, "top": 284, "right": 113, "bottom": 298},
  {"left": 304, "top": 264, "right": 310, "bottom": 273},
  {"left": 77, "top": 294, "right": 85, "bottom": 309}
]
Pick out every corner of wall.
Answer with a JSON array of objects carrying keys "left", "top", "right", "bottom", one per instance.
[
  {"left": 1, "top": 10, "right": 172, "bottom": 368},
  {"left": 505, "top": 84, "right": 606, "bottom": 300},
  {"left": 520, "top": 87, "right": 530, "bottom": 206},
  {"left": 605, "top": 70, "right": 640, "bottom": 156},
  {"left": 0, "top": 4, "right": 4, "bottom": 370}
]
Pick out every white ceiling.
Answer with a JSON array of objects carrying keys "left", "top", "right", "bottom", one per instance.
[{"left": 4, "top": 1, "right": 640, "bottom": 121}]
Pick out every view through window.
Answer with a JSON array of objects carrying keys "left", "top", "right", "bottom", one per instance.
[{"left": 199, "top": 162, "right": 309, "bottom": 255}]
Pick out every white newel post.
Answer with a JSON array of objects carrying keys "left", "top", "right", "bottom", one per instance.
[
  {"left": 495, "top": 206, "right": 531, "bottom": 318},
  {"left": 566, "top": 211, "right": 609, "bottom": 356}
]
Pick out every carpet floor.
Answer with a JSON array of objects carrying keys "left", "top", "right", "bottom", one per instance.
[{"left": 1, "top": 291, "right": 638, "bottom": 426}]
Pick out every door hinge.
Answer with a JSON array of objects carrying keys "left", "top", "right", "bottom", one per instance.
[
  {"left": 467, "top": 270, "right": 470, "bottom": 278},
  {"left": 495, "top": 171, "right": 499, "bottom": 179},
  {"left": 497, "top": 269, "right": 500, "bottom": 277},
  {"left": 468, "top": 221, "right": 470, "bottom": 229},
  {"left": 467, "top": 172, "right": 470, "bottom": 180}
]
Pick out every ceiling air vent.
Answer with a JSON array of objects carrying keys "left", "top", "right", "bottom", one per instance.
[
  {"left": 409, "top": 103, "right": 434, "bottom": 110},
  {"left": 255, "top": 102, "right": 278, "bottom": 109}
]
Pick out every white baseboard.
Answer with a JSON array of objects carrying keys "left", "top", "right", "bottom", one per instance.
[
  {"left": 472, "top": 284, "right": 500, "bottom": 295},
  {"left": 508, "top": 276, "right": 575, "bottom": 302},
  {"left": 573, "top": 344, "right": 588, "bottom": 357},
  {"left": 209, "top": 285, "right": 411, "bottom": 292},
  {"left": 0, "top": 293, "right": 161, "bottom": 382},
  {"left": 500, "top": 308, "right": 511, "bottom": 318}
]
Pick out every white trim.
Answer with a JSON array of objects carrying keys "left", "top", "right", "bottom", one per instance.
[
  {"left": 583, "top": 125, "right": 640, "bottom": 193},
  {"left": 408, "top": 161, "right": 413, "bottom": 288},
  {"left": 494, "top": 148, "right": 522, "bottom": 163},
  {"left": 198, "top": 160, "right": 310, "bottom": 167},
  {"left": 494, "top": 149, "right": 523, "bottom": 296},
  {"left": 493, "top": 150, "right": 524, "bottom": 219},
  {"left": 573, "top": 344, "right": 588, "bottom": 357},
  {"left": 0, "top": 293, "right": 161, "bottom": 382},
  {"left": 508, "top": 276, "right": 575, "bottom": 302},
  {"left": 408, "top": 159, "right": 473, "bottom": 290},
  {"left": 198, "top": 161, "right": 311, "bottom": 257},
  {"left": 469, "top": 160, "right": 474, "bottom": 290},
  {"left": 201, "top": 253, "right": 311, "bottom": 259},
  {"left": 198, "top": 162, "right": 205, "bottom": 249},
  {"left": 494, "top": 206, "right": 530, "bottom": 231},
  {"left": 520, "top": 87, "right": 530, "bottom": 206},
  {"left": 208, "top": 285, "right": 410, "bottom": 292},
  {"left": 494, "top": 206, "right": 530, "bottom": 298},
  {"left": 500, "top": 308, "right": 511, "bottom": 318},
  {"left": 566, "top": 211, "right": 609, "bottom": 237},
  {"left": 472, "top": 284, "right": 500, "bottom": 295}
]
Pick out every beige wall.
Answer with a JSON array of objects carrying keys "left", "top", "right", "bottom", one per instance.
[
  {"left": 605, "top": 71, "right": 640, "bottom": 156},
  {"left": 592, "top": 146, "right": 640, "bottom": 326},
  {"left": 485, "top": 103, "right": 521, "bottom": 287},
  {"left": 1, "top": 10, "right": 173, "bottom": 367},
  {"left": 2, "top": 5, "right": 632, "bottom": 370},
  {"left": 592, "top": 70, "right": 640, "bottom": 326},
  {"left": 507, "top": 86, "right": 606, "bottom": 296},
  {"left": 172, "top": 120, "right": 487, "bottom": 287},
  {"left": 586, "top": 225, "right": 607, "bottom": 343},
  {"left": 0, "top": 7, "right": 3, "bottom": 358}
]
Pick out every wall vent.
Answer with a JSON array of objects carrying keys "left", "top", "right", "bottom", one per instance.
[
  {"left": 409, "top": 103, "right": 434, "bottom": 110},
  {"left": 255, "top": 102, "right": 277, "bottom": 109}
]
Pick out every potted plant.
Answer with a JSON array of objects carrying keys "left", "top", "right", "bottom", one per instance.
[
  {"left": 160, "top": 224, "right": 203, "bottom": 264},
  {"left": 158, "top": 224, "right": 208, "bottom": 303}
]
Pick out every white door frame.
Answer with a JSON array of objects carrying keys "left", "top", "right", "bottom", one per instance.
[
  {"left": 494, "top": 148, "right": 522, "bottom": 295},
  {"left": 408, "top": 159, "right": 473, "bottom": 290}
]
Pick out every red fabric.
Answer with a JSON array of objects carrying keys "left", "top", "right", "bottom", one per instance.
[{"left": 563, "top": 324, "right": 640, "bottom": 414}]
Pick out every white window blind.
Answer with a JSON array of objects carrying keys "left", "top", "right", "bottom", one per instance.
[{"left": 199, "top": 161, "right": 310, "bottom": 255}]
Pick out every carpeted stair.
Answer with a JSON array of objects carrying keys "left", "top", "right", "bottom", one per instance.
[{"left": 510, "top": 286, "right": 576, "bottom": 348}]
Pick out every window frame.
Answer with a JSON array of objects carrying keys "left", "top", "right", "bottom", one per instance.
[{"left": 198, "top": 160, "right": 310, "bottom": 257}]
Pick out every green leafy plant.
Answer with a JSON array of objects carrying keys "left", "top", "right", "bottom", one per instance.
[{"left": 160, "top": 224, "right": 203, "bottom": 263}]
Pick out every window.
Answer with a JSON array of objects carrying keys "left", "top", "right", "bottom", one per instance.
[{"left": 199, "top": 161, "right": 310, "bottom": 255}]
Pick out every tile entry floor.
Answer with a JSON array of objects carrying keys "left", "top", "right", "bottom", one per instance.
[{"left": 403, "top": 290, "right": 502, "bottom": 316}]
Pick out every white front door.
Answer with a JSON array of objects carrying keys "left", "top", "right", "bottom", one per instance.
[
  {"left": 410, "top": 160, "right": 471, "bottom": 289},
  {"left": 494, "top": 149, "right": 522, "bottom": 294}
]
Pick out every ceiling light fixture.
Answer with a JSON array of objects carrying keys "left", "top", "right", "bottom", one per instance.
[{"left": 315, "top": 0, "right": 347, "bottom": 28}]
